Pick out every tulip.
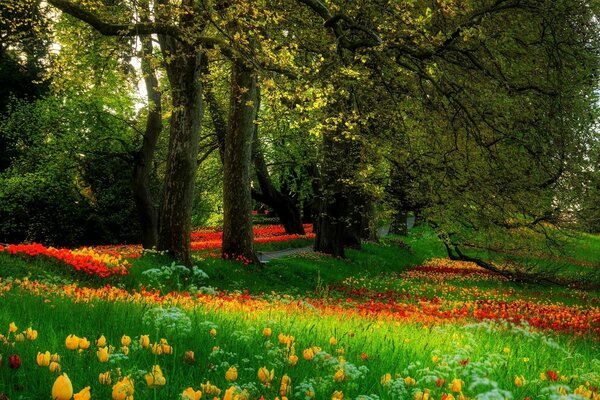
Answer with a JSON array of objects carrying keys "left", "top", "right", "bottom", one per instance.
[
  {"left": 405, "top": 376, "right": 416, "bottom": 386},
  {"left": 280, "top": 374, "right": 291, "bottom": 396},
  {"left": 514, "top": 375, "right": 526, "bottom": 387},
  {"left": 49, "top": 361, "right": 61, "bottom": 373},
  {"left": 209, "top": 328, "right": 217, "bottom": 337},
  {"left": 139, "top": 335, "right": 150, "bottom": 348},
  {"left": 99, "top": 371, "right": 112, "bottom": 385},
  {"left": 303, "top": 348, "right": 314, "bottom": 361},
  {"left": 74, "top": 386, "right": 91, "bottom": 400},
  {"left": 225, "top": 366, "right": 238, "bottom": 382},
  {"left": 37, "top": 351, "right": 51, "bottom": 367},
  {"left": 9, "top": 354, "right": 21, "bottom": 369},
  {"left": 121, "top": 335, "right": 131, "bottom": 346},
  {"left": 120, "top": 346, "right": 129, "bottom": 356},
  {"left": 145, "top": 365, "right": 166, "bottom": 388},
  {"left": 184, "top": 350, "right": 195, "bottom": 364},
  {"left": 381, "top": 373, "right": 392, "bottom": 385},
  {"left": 9, "top": 322, "right": 17, "bottom": 333},
  {"left": 258, "top": 367, "right": 274, "bottom": 384},
  {"left": 449, "top": 378, "right": 463, "bottom": 392},
  {"left": 441, "top": 394, "right": 455, "bottom": 400},
  {"left": 51, "top": 353, "right": 61, "bottom": 363},
  {"left": 329, "top": 336, "right": 337, "bottom": 346},
  {"left": 97, "top": 346, "right": 110, "bottom": 362},
  {"left": 112, "top": 377, "right": 134, "bottom": 400},
  {"left": 25, "top": 327, "right": 38, "bottom": 340},
  {"left": 332, "top": 391, "right": 344, "bottom": 400},
  {"left": 78, "top": 337, "right": 91, "bottom": 350},
  {"left": 181, "top": 387, "right": 202, "bottom": 400},
  {"left": 52, "top": 373, "right": 73, "bottom": 400},
  {"left": 66, "top": 335, "right": 80, "bottom": 350},
  {"left": 223, "top": 386, "right": 236, "bottom": 400},
  {"left": 263, "top": 328, "right": 272, "bottom": 337},
  {"left": 96, "top": 335, "right": 107, "bottom": 347},
  {"left": 14, "top": 333, "right": 25, "bottom": 342},
  {"left": 546, "top": 370, "right": 559, "bottom": 382},
  {"left": 334, "top": 369, "right": 346, "bottom": 382}
]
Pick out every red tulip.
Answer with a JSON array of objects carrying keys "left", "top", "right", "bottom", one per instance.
[{"left": 9, "top": 354, "right": 21, "bottom": 369}]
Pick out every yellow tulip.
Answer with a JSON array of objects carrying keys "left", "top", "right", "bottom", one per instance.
[
  {"left": 225, "top": 366, "right": 238, "bottom": 382},
  {"left": 449, "top": 378, "right": 463, "bottom": 392},
  {"left": 200, "top": 381, "right": 221, "bottom": 396},
  {"left": 112, "top": 377, "right": 134, "bottom": 400},
  {"left": 49, "top": 361, "right": 61, "bottom": 373},
  {"left": 50, "top": 353, "right": 61, "bottom": 363},
  {"left": 139, "top": 335, "right": 150, "bottom": 348},
  {"left": 9, "top": 322, "right": 17, "bottom": 333},
  {"left": 332, "top": 391, "right": 344, "bottom": 400},
  {"left": 432, "top": 355, "right": 440, "bottom": 363},
  {"left": 121, "top": 335, "right": 131, "bottom": 346},
  {"left": 329, "top": 336, "right": 337, "bottom": 346},
  {"left": 514, "top": 375, "right": 526, "bottom": 387},
  {"left": 288, "top": 354, "right": 298, "bottom": 366},
  {"left": 151, "top": 343, "right": 162, "bottom": 355},
  {"left": 14, "top": 333, "right": 25, "bottom": 342},
  {"left": 223, "top": 386, "right": 236, "bottom": 400},
  {"left": 97, "top": 346, "right": 110, "bottom": 362},
  {"left": 25, "top": 327, "right": 38, "bottom": 340},
  {"left": 66, "top": 335, "right": 80, "bottom": 350},
  {"left": 258, "top": 367, "right": 274, "bottom": 384},
  {"left": 263, "top": 328, "right": 272, "bottom": 337},
  {"left": 96, "top": 335, "right": 107, "bottom": 347},
  {"left": 181, "top": 387, "right": 202, "bottom": 400},
  {"left": 78, "top": 337, "right": 91, "bottom": 350},
  {"left": 184, "top": 350, "right": 195, "bottom": 364},
  {"left": 37, "top": 351, "right": 51, "bottom": 367},
  {"left": 334, "top": 369, "right": 346, "bottom": 382},
  {"left": 74, "top": 386, "right": 91, "bottom": 400},
  {"left": 99, "top": 371, "right": 112, "bottom": 385},
  {"left": 405, "top": 376, "right": 416, "bottom": 386},
  {"left": 303, "top": 348, "right": 314, "bottom": 361},
  {"left": 280, "top": 374, "right": 291, "bottom": 396},
  {"left": 209, "top": 328, "right": 217, "bottom": 337},
  {"left": 381, "top": 373, "right": 392, "bottom": 386},
  {"left": 145, "top": 365, "right": 166, "bottom": 388},
  {"left": 121, "top": 346, "right": 130, "bottom": 356},
  {"left": 52, "top": 373, "right": 73, "bottom": 400}
]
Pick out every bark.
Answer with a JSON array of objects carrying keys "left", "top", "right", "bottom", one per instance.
[
  {"left": 131, "top": 35, "right": 161, "bottom": 249},
  {"left": 157, "top": 37, "right": 204, "bottom": 266},
  {"left": 222, "top": 62, "right": 258, "bottom": 262}
]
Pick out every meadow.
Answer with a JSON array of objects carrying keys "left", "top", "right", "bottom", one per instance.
[{"left": 0, "top": 226, "right": 598, "bottom": 400}]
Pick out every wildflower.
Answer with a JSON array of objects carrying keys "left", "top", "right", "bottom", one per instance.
[
  {"left": 449, "top": 378, "right": 463, "bottom": 392},
  {"left": 37, "top": 351, "right": 51, "bottom": 367},
  {"left": 330, "top": 336, "right": 338, "bottom": 346},
  {"left": 181, "top": 387, "right": 202, "bottom": 400},
  {"left": 145, "top": 365, "right": 166, "bottom": 388},
  {"left": 332, "top": 391, "right": 344, "bottom": 400},
  {"left": 74, "top": 386, "right": 91, "bottom": 400},
  {"left": 9, "top": 354, "right": 21, "bottom": 369},
  {"left": 99, "top": 371, "right": 112, "bottom": 385},
  {"left": 49, "top": 361, "right": 61, "bottom": 373},
  {"left": 78, "top": 337, "right": 91, "bottom": 350},
  {"left": 52, "top": 373, "right": 73, "bottom": 400},
  {"left": 226, "top": 366, "right": 238, "bottom": 382},
  {"left": 139, "top": 335, "right": 150, "bottom": 348},
  {"left": 9, "top": 322, "right": 17, "bottom": 333},
  {"left": 503, "top": 347, "right": 510, "bottom": 354},
  {"left": 96, "top": 335, "right": 107, "bottom": 347},
  {"left": 121, "top": 335, "right": 131, "bottom": 346},
  {"left": 514, "top": 375, "right": 526, "bottom": 387},
  {"left": 334, "top": 369, "right": 346, "bottom": 382},
  {"left": 303, "top": 348, "right": 314, "bottom": 360},
  {"left": 258, "top": 367, "right": 274, "bottom": 385},
  {"left": 288, "top": 354, "right": 299, "bottom": 366},
  {"left": 25, "top": 327, "right": 38, "bottom": 340},
  {"left": 263, "top": 327, "right": 272, "bottom": 337},
  {"left": 523, "top": 357, "right": 529, "bottom": 363},
  {"left": 381, "top": 373, "right": 392, "bottom": 386},
  {"left": 112, "top": 377, "right": 134, "bottom": 400},
  {"left": 97, "top": 346, "right": 110, "bottom": 362},
  {"left": 66, "top": 335, "right": 80, "bottom": 350}
]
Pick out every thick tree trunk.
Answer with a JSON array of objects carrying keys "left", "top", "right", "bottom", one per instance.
[
  {"left": 157, "top": 38, "right": 204, "bottom": 266},
  {"left": 222, "top": 62, "right": 258, "bottom": 262},
  {"left": 131, "top": 36, "right": 161, "bottom": 249}
]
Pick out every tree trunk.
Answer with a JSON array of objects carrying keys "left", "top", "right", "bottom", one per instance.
[
  {"left": 222, "top": 62, "right": 258, "bottom": 262},
  {"left": 157, "top": 38, "right": 204, "bottom": 266},
  {"left": 131, "top": 35, "right": 161, "bottom": 249}
]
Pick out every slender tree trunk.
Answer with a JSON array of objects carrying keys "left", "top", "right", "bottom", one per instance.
[
  {"left": 157, "top": 38, "right": 204, "bottom": 266},
  {"left": 131, "top": 36, "right": 161, "bottom": 249},
  {"left": 222, "top": 62, "right": 258, "bottom": 262}
]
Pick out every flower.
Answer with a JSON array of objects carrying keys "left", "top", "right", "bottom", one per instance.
[
  {"left": 415, "top": 390, "right": 431, "bottom": 400},
  {"left": 258, "top": 367, "right": 274, "bottom": 384},
  {"left": 405, "top": 376, "right": 416, "bottom": 386},
  {"left": 333, "top": 369, "right": 346, "bottom": 382},
  {"left": 139, "top": 335, "right": 150, "bottom": 348},
  {"left": 120, "top": 346, "right": 129, "bottom": 356},
  {"left": 381, "top": 373, "right": 392, "bottom": 386},
  {"left": 96, "top": 335, "right": 107, "bottom": 347},
  {"left": 74, "top": 386, "right": 91, "bottom": 400},
  {"left": 546, "top": 370, "right": 559, "bottom": 382},
  {"left": 209, "top": 328, "right": 217, "bottom": 337},
  {"left": 145, "top": 365, "right": 166, "bottom": 388},
  {"left": 25, "top": 327, "right": 38, "bottom": 340},
  {"left": 14, "top": 333, "right": 25, "bottom": 342},
  {"left": 514, "top": 375, "right": 526, "bottom": 387},
  {"left": 151, "top": 343, "right": 162, "bottom": 355},
  {"left": 263, "top": 327, "right": 272, "bottom": 337},
  {"left": 332, "top": 391, "right": 344, "bottom": 400},
  {"left": 223, "top": 386, "right": 236, "bottom": 400},
  {"left": 181, "top": 387, "right": 202, "bottom": 400},
  {"left": 503, "top": 347, "right": 510, "bottom": 354},
  {"left": 9, "top": 322, "right": 17, "bottom": 333},
  {"left": 99, "top": 371, "right": 112, "bottom": 385},
  {"left": 78, "top": 337, "right": 91, "bottom": 350},
  {"left": 280, "top": 374, "right": 291, "bottom": 396},
  {"left": 288, "top": 354, "right": 298, "bottom": 365},
  {"left": 449, "top": 378, "right": 463, "bottom": 392},
  {"left": 329, "top": 336, "right": 337, "bottom": 346},
  {"left": 225, "top": 366, "right": 238, "bottom": 382},
  {"left": 97, "top": 346, "right": 110, "bottom": 362},
  {"left": 9, "top": 354, "right": 21, "bottom": 369},
  {"left": 360, "top": 352, "right": 369, "bottom": 360},
  {"left": 66, "top": 335, "right": 80, "bottom": 350},
  {"left": 441, "top": 394, "right": 455, "bottom": 400},
  {"left": 121, "top": 335, "right": 131, "bottom": 346},
  {"left": 52, "top": 373, "right": 73, "bottom": 400},
  {"left": 37, "top": 351, "right": 51, "bottom": 367},
  {"left": 303, "top": 348, "right": 314, "bottom": 360},
  {"left": 185, "top": 350, "right": 195, "bottom": 364},
  {"left": 49, "top": 361, "right": 61, "bottom": 373},
  {"left": 112, "top": 377, "right": 134, "bottom": 400}
]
